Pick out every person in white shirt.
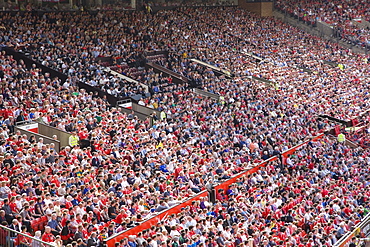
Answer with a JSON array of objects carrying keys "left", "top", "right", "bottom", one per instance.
[
  {"left": 149, "top": 234, "right": 158, "bottom": 247},
  {"left": 45, "top": 203, "right": 55, "bottom": 216},
  {"left": 170, "top": 226, "right": 181, "bottom": 238},
  {"left": 15, "top": 195, "right": 23, "bottom": 211}
]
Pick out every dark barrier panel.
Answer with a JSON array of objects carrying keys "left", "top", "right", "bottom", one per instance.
[
  {"left": 318, "top": 114, "right": 349, "bottom": 126},
  {"left": 37, "top": 122, "right": 71, "bottom": 148},
  {"left": 15, "top": 126, "right": 61, "bottom": 152},
  {"left": 95, "top": 56, "right": 113, "bottom": 65},
  {"left": 4, "top": 47, "right": 68, "bottom": 82},
  {"left": 3, "top": 47, "right": 126, "bottom": 106}
]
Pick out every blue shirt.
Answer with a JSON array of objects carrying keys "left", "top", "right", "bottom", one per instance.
[{"left": 48, "top": 219, "right": 58, "bottom": 230}]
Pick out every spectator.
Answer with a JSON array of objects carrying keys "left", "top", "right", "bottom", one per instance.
[{"left": 42, "top": 226, "right": 56, "bottom": 243}]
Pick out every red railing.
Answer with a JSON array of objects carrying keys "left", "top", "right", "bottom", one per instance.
[
  {"left": 104, "top": 133, "right": 324, "bottom": 247},
  {"left": 105, "top": 191, "right": 208, "bottom": 246}
]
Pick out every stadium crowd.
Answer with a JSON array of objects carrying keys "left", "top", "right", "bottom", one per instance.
[
  {"left": 274, "top": 0, "right": 370, "bottom": 47},
  {"left": 0, "top": 4, "right": 369, "bottom": 247}
]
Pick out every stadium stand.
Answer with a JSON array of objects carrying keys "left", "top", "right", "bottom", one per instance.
[
  {"left": 0, "top": 3, "right": 369, "bottom": 247},
  {"left": 274, "top": 0, "right": 370, "bottom": 48}
]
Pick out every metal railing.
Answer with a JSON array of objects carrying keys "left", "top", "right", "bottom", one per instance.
[
  {"left": 334, "top": 213, "right": 370, "bottom": 247},
  {"left": 103, "top": 67, "right": 149, "bottom": 93},
  {"left": 189, "top": 58, "right": 233, "bottom": 78},
  {"left": 146, "top": 62, "right": 189, "bottom": 84},
  {"left": 14, "top": 119, "right": 34, "bottom": 126},
  {"left": 0, "top": 224, "right": 56, "bottom": 247}
]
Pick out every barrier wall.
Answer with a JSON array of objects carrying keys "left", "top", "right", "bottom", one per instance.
[
  {"left": 17, "top": 122, "right": 39, "bottom": 133},
  {"left": 118, "top": 106, "right": 149, "bottom": 122},
  {"left": 105, "top": 191, "right": 208, "bottom": 247},
  {"left": 15, "top": 126, "right": 61, "bottom": 152},
  {"left": 215, "top": 133, "right": 323, "bottom": 198},
  {"left": 37, "top": 122, "right": 71, "bottom": 148},
  {"left": 282, "top": 133, "right": 324, "bottom": 158},
  {"left": 131, "top": 102, "right": 161, "bottom": 119},
  {"left": 317, "top": 21, "right": 334, "bottom": 37}
]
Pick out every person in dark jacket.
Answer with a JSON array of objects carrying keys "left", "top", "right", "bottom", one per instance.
[
  {"left": 61, "top": 220, "right": 73, "bottom": 245},
  {"left": 87, "top": 232, "right": 100, "bottom": 247}
]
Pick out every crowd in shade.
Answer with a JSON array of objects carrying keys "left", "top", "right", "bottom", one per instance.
[
  {"left": 0, "top": 4, "right": 369, "bottom": 247},
  {"left": 274, "top": 0, "right": 370, "bottom": 47}
]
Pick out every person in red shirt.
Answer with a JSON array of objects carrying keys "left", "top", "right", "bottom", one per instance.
[
  {"left": 41, "top": 226, "right": 55, "bottom": 243},
  {"left": 114, "top": 209, "right": 127, "bottom": 225},
  {"left": 16, "top": 225, "right": 32, "bottom": 247}
]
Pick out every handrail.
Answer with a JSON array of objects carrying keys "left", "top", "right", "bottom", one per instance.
[
  {"left": 0, "top": 224, "right": 56, "bottom": 247},
  {"left": 334, "top": 213, "right": 370, "bottom": 247},
  {"left": 14, "top": 119, "right": 34, "bottom": 126},
  {"left": 103, "top": 67, "right": 149, "bottom": 93},
  {"left": 104, "top": 191, "right": 208, "bottom": 246},
  {"left": 189, "top": 58, "right": 233, "bottom": 77},
  {"left": 241, "top": 50, "right": 314, "bottom": 74},
  {"left": 146, "top": 62, "right": 188, "bottom": 83}
]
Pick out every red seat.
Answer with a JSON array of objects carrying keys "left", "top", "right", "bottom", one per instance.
[{"left": 31, "top": 218, "right": 41, "bottom": 232}]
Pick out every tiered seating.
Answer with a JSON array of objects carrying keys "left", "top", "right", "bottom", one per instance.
[
  {"left": 0, "top": 5, "right": 369, "bottom": 247},
  {"left": 275, "top": 0, "right": 370, "bottom": 47}
]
